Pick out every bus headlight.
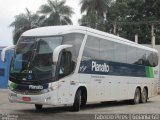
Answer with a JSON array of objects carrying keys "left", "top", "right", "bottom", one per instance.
[
  {"left": 51, "top": 85, "right": 59, "bottom": 90},
  {"left": 41, "top": 85, "right": 59, "bottom": 94},
  {"left": 41, "top": 89, "right": 50, "bottom": 94}
]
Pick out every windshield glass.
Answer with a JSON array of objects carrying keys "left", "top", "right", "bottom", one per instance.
[
  {"left": 11, "top": 38, "right": 36, "bottom": 73},
  {"left": 10, "top": 36, "right": 63, "bottom": 83},
  {"left": 10, "top": 33, "right": 84, "bottom": 85}
]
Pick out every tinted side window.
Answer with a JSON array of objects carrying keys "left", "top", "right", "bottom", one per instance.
[
  {"left": 100, "top": 39, "right": 114, "bottom": 61},
  {"left": 126, "top": 46, "right": 137, "bottom": 64},
  {"left": 152, "top": 52, "right": 158, "bottom": 67},
  {"left": 62, "top": 33, "right": 84, "bottom": 73},
  {"left": 136, "top": 49, "right": 146, "bottom": 66},
  {"left": 63, "top": 33, "right": 84, "bottom": 58},
  {"left": 58, "top": 33, "right": 85, "bottom": 79},
  {"left": 82, "top": 36, "right": 100, "bottom": 61},
  {"left": 146, "top": 51, "right": 153, "bottom": 66},
  {"left": 114, "top": 43, "right": 127, "bottom": 63}
]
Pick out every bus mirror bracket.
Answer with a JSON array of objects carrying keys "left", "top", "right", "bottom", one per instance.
[
  {"left": 1, "top": 45, "right": 15, "bottom": 62},
  {"left": 53, "top": 44, "right": 73, "bottom": 63}
]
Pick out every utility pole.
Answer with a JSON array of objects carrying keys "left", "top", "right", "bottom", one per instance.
[
  {"left": 135, "top": 34, "right": 138, "bottom": 43},
  {"left": 151, "top": 24, "right": 155, "bottom": 48},
  {"left": 113, "top": 22, "right": 116, "bottom": 35}
]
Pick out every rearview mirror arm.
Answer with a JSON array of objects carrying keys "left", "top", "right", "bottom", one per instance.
[{"left": 53, "top": 44, "right": 73, "bottom": 63}]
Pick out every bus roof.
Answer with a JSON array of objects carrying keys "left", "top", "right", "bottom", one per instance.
[
  {"left": 22, "top": 26, "right": 87, "bottom": 37},
  {"left": 22, "top": 25, "right": 158, "bottom": 53}
]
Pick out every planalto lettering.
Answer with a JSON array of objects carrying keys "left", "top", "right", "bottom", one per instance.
[
  {"left": 29, "top": 85, "right": 43, "bottom": 90},
  {"left": 92, "top": 61, "right": 109, "bottom": 73}
]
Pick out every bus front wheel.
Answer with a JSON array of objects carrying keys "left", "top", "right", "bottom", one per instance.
[
  {"left": 72, "top": 89, "right": 81, "bottom": 112},
  {"left": 35, "top": 104, "right": 43, "bottom": 110}
]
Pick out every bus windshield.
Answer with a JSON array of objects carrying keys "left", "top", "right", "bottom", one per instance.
[{"left": 10, "top": 36, "right": 63, "bottom": 84}]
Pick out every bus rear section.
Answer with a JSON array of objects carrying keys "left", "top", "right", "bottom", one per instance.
[{"left": 78, "top": 32, "right": 159, "bottom": 105}]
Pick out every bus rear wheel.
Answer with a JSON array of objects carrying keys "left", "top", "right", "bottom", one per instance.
[
  {"left": 132, "top": 88, "right": 141, "bottom": 104},
  {"left": 141, "top": 88, "right": 148, "bottom": 103},
  {"left": 35, "top": 104, "right": 43, "bottom": 110},
  {"left": 72, "top": 89, "right": 81, "bottom": 112}
]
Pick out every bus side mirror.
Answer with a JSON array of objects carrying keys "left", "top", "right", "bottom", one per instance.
[
  {"left": 53, "top": 44, "right": 73, "bottom": 63},
  {"left": 1, "top": 45, "right": 15, "bottom": 62}
]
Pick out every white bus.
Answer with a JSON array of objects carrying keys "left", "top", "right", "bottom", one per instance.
[{"left": 2, "top": 26, "right": 159, "bottom": 111}]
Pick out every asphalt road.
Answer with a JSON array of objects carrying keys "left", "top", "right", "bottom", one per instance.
[{"left": 1, "top": 89, "right": 160, "bottom": 120}]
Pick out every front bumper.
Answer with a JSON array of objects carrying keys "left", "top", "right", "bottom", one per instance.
[{"left": 8, "top": 90, "right": 58, "bottom": 105}]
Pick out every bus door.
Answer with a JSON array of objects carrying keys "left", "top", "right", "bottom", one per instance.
[
  {"left": 57, "top": 51, "right": 72, "bottom": 104},
  {"left": 58, "top": 77, "right": 70, "bottom": 104}
]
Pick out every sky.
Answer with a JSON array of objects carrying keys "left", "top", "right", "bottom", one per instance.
[{"left": 0, "top": 0, "right": 81, "bottom": 46}]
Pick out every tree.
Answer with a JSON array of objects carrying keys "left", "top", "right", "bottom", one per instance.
[
  {"left": 78, "top": 14, "right": 105, "bottom": 31},
  {"left": 106, "top": 0, "right": 160, "bottom": 44},
  {"left": 80, "top": 0, "right": 111, "bottom": 18},
  {"left": 106, "top": 0, "right": 129, "bottom": 34},
  {"left": 79, "top": 0, "right": 112, "bottom": 30},
  {"left": 10, "top": 9, "right": 43, "bottom": 44},
  {"left": 38, "top": 0, "right": 74, "bottom": 26}
]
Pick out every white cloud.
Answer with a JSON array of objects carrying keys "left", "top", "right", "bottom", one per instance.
[{"left": 0, "top": 0, "right": 81, "bottom": 46}]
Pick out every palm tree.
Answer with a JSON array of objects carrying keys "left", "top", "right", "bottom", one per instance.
[
  {"left": 38, "top": 0, "right": 74, "bottom": 26},
  {"left": 80, "top": 0, "right": 112, "bottom": 18},
  {"left": 79, "top": 0, "right": 112, "bottom": 30},
  {"left": 10, "top": 9, "right": 43, "bottom": 44}
]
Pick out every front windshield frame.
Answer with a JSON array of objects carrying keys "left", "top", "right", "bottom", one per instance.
[
  {"left": 11, "top": 37, "right": 37, "bottom": 73},
  {"left": 10, "top": 33, "right": 85, "bottom": 85},
  {"left": 10, "top": 36, "right": 63, "bottom": 84}
]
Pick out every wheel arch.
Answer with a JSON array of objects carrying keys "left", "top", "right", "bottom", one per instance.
[{"left": 74, "top": 85, "right": 87, "bottom": 103}]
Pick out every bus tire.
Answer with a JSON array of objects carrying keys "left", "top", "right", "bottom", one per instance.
[
  {"left": 141, "top": 88, "right": 148, "bottom": 103},
  {"left": 35, "top": 104, "right": 43, "bottom": 110},
  {"left": 81, "top": 99, "right": 86, "bottom": 107},
  {"left": 72, "top": 89, "right": 81, "bottom": 112},
  {"left": 81, "top": 90, "right": 87, "bottom": 107},
  {"left": 132, "top": 88, "right": 141, "bottom": 104}
]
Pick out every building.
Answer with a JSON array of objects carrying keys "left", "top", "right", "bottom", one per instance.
[{"left": 0, "top": 47, "right": 12, "bottom": 88}]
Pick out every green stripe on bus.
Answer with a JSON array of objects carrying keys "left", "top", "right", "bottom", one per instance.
[
  {"left": 145, "top": 66, "right": 149, "bottom": 77},
  {"left": 149, "top": 67, "right": 154, "bottom": 78},
  {"left": 145, "top": 66, "right": 154, "bottom": 78},
  {"left": 9, "top": 82, "right": 17, "bottom": 89}
]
